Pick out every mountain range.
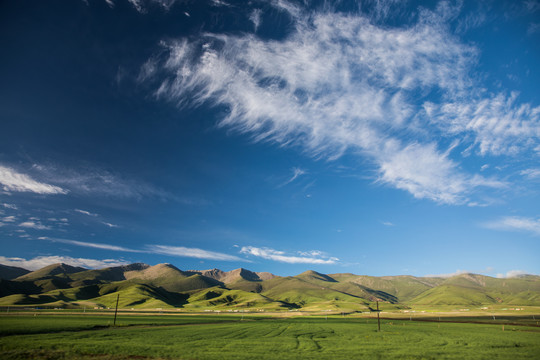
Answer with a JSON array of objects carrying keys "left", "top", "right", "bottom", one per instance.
[{"left": 1, "top": 263, "right": 539, "bottom": 311}]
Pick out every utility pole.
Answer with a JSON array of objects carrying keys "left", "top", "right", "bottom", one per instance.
[
  {"left": 376, "top": 301, "right": 381, "bottom": 332},
  {"left": 113, "top": 294, "right": 120, "bottom": 326}
]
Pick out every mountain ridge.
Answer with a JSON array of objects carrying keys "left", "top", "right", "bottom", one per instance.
[{"left": 1, "top": 262, "right": 539, "bottom": 310}]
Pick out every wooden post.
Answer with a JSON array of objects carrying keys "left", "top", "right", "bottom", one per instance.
[
  {"left": 113, "top": 294, "right": 119, "bottom": 326},
  {"left": 377, "top": 301, "right": 381, "bottom": 332}
]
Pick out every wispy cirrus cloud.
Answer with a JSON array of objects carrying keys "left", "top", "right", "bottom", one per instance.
[
  {"left": 38, "top": 237, "right": 140, "bottom": 252},
  {"left": 0, "top": 165, "right": 67, "bottom": 195},
  {"left": 102, "top": 0, "right": 179, "bottom": 13},
  {"left": 102, "top": 222, "right": 119, "bottom": 228},
  {"left": 37, "top": 236, "right": 245, "bottom": 261},
  {"left": 21, "top": 163, "right": 182, "bottom": 202},
  {"left": 521, "top": 168, "right": 540, "bottom": 180},
  {"left": 0, "top": 255, "right": 129, "bottom": 271},
  {"left": 148, "top": 245, "right": 247, "bottom": 261},
  {"left": 249, "top": 8, "right": 262, "bottom": 31},
  {"left": 483, "top": 216, "right": 540, "bottom": 236},
  {"left": 141, "top": 1, "right": 527, "bottom": 205},
  {"left": 74, "top": 210, "right": 119, "bottom": 228},
  {"left": 240, "top": 246, "right": 338, "bottom": 264},
  {"left": 75, "top": 209, "right": 98, "bottom": 217},
  {"left": 1, "top": 162, "right": 169, "bottom": 201},
  {"left": 424, "top": 92, "right": 540, "bottom": 156},
  {"left": 279, "top": 167, "right": 306, "bottom": 187},
  {"left": 44, "top": 167, "right": 170, "bottom": 200}
]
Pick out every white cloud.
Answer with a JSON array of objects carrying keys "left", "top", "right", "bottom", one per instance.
[
  {"left": 75, "top": 209, "right": 98, "bottom": 217},
  {"left": 496, "top": 270, "right": 530, "bottom": 278},
  {"left": 211, "top": 0, "right": 231, "bottom": 7},
  {"left": 483, "top": 216, "right": 540, "bottom": 236},
  {"left": 38, "top": 237, "right": 140, "bottom": 252},
  {"left": 425, "top": 92, "right": 540, "bottom": 156},
  {"left": 297, "top": 250, "right": 323, "bottom": 257},
  {"left": 456, "top": 11, "right": 487, "bottom": 34},
  {"left": 143, "top": 1, "right": 521, "bottom": 205},
  {"left": 240, "top": 246, "right": 338, "bottom": 264},
  {"left": 126, "top": 0, "right": 179, "bottom": 13},
  {"left": 102, "top": 222, "right": 119, "bottom": 228},
  {"left": 249, "top": 9, "right": 262, "bottom": 31},
  {"left": 0, "top": 165, "right": 67, "bottom": 195},
  {"left": 381, "top": 221, "right": 394, "bottom": 226},
  {"left": 148, "top": 245, "right": 246, "bottom": 261},
  {"left": 521, "top": 168, "right": 540, "bottom": 180},
  {"left": 34, "top": 165, "right": 174, "bottom": 201},
  {"left": 19, "top": 221, "right": 51, "bottom": 230},
  {"left": 36, "top": 236, "right": 248, "bottom": 261},
  {"left": 2, "top": 203, "right": 17, "bottom": 210},
  {"left": 128, "top": 0, "right": 144, "bottom": 12},
  {"left": 376, "top": 142, "right": 505, "bottom": 204},
  {"left": 280, "top": 167, "right": 306, "bottom": 187},
  {"left": 0, "top": 255, "right": 129, "bottom": 271},
  {"left": 3, "top": 216, "right": 16, "bottom": 222}
]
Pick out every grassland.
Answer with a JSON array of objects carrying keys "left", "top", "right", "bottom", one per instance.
[{"left": 1, "top": 312, "right": 539, "bottom": 359}]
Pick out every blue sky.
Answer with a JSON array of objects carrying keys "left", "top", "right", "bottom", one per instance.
[{"left": 0, "top": 0, "right": 539, "bottom": 278}]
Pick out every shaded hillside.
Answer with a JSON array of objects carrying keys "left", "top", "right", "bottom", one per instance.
[{"left": 0, "top": 264, "right": 30, "bottom": 280}]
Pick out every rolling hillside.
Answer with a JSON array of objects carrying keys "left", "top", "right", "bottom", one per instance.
[{"left": 0, "top": 262, "right": 539, "bottom": 310}]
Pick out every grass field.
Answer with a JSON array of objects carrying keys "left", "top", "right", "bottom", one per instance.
[{"left": 1, "top": 313, "right": 539, "bottom": 359}]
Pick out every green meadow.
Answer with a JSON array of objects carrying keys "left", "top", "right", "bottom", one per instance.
[{"left": 1, "top": 313, "right": 539, "bottom": 359}]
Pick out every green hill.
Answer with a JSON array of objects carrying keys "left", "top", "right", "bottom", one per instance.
[
  {"left": 15, "top": 263, "right": 86, "bottom": 281},
  {"left": 67, "top": 263, "right": 150, "bottom": 286},
  {"left": 409, "top": 273, "right": 540, "bottom": 305},
  {"left": 410, "top": 284, "right": 497, "bottom": 305},
  {"left": 185, "top": 287, "right": 283, "bottom": 310},
  {"left": 1, "top": 263, "right": 539, "bottom": 310},
  {"left": 329, "top": 273, "right": 442, "bottom": 302}
]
